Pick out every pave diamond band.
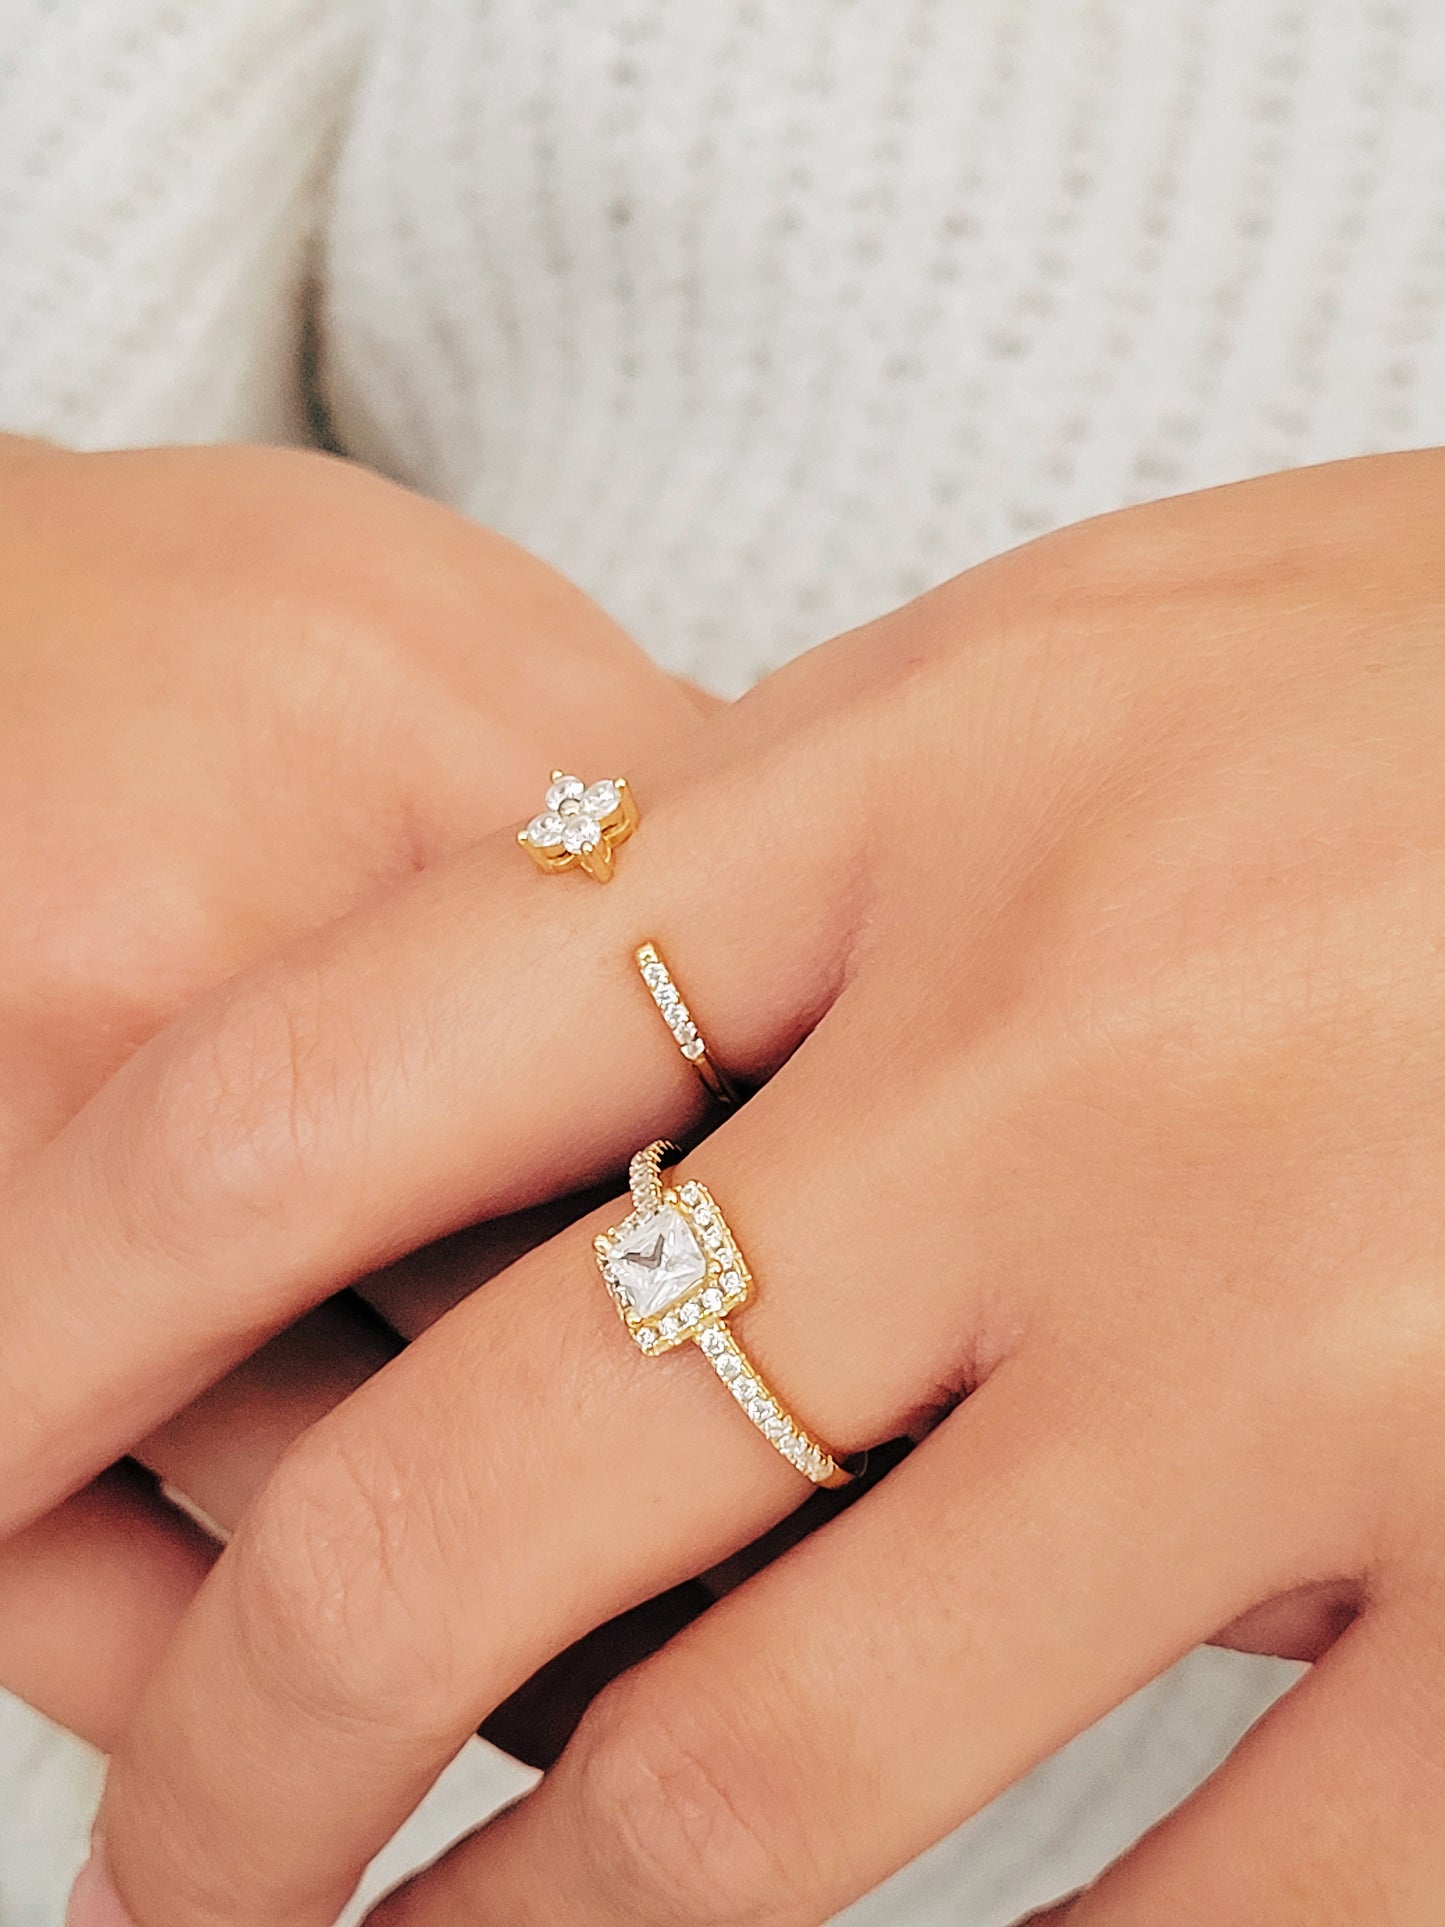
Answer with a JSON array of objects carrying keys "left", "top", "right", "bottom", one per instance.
[
  {"left": 596, "top": 1141, "right": 854, "bottom": 1489},
  {"left": 635, "top": 942, "right": 741, "bottom": 1107}
]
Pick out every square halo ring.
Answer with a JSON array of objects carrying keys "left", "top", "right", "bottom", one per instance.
[{"left": 594, "top": 1180, "right": 751, "bottom": 1354}]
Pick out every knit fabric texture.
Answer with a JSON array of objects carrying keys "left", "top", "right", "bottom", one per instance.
[{"left": 0, "top": 0, "right": 1442, "bottom": 1919}]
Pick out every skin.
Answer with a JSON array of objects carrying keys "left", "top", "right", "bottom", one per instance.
[
  {"left": 34, "top": 445, "right": 1445, "bottom": 1927},
  {"left": 0, "top": 432, "right": 707, "bottom": 1747}
]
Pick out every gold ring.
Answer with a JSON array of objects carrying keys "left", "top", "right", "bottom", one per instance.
[
  {"left": 595, "top": 1141, "right": 854, "bottom": 1488},
  {"left": 635, "top": 942, "right": 742, "bottom": 1108},
  {"left": 519, "top": 771, "right": 638, "bottom": 882}
]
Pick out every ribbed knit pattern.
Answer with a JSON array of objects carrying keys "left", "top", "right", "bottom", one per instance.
[
  {"left": 0, "top": 2, "right": 1441, "bottom": 1920},
  {"left": 322, "top": 0, "right": 1444, "bottom": 688},
  {"left": 0, "top": 0, "right": 360, "bottom": 446}
]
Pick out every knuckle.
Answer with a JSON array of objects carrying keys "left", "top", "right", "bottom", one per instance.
[
  {"left": 228, "top": 1423, "right": 467, "bottom": 1738},
  {"left": 569, "top": 1670, "right": 803, "bottom": 1926},
  {"left": 130, "top": 957, "right": 350, "bottom": 1250}
]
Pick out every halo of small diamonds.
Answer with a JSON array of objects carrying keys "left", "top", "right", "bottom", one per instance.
[
  {"left": 594, "top": 1181, "right": 750, "bottom": 1354},
  {"left": 594, "top": 1146, "right": 852, "bottom": 1488}
]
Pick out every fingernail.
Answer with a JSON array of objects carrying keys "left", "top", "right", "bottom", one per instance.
[{"left": 67, "top": 1850, "right": 137, "bottom": 1927}]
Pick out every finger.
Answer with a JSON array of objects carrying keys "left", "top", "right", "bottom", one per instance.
[
  {"left": 137, "top": 1297, "right": 399, "bottom": 1535},
  {"left": 0, "top": 1299, "right": 391, "bottom": 1750},
  {"left": 358, "top": 1372, "right": 1324, "bottom": 1927},
  {"left": 143, "top": 1284, "right": 696, "bottom": 1771},
  {"left": 0, "top": 1467, "right": 213, "bottom": 1750},
  {"left": 93, "top": 1022, "right": 973, "bottom": 1925},
  {"left": 0, "top": 734, "right": 840, "bottom": 1535},
  {"left": 1036, "top": 1600, "right": 1445, "bottom": 1926}
]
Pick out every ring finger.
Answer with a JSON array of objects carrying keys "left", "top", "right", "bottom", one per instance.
[{"left": 93, "top": 1015, "right": 997, "bottom": 1926}]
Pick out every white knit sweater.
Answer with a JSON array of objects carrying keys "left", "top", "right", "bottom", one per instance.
[{"left": 2, "top": 1, "right": 1443, "bottom": 1919}]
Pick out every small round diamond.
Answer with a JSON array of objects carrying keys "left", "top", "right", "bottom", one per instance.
[
  {"left": 734, "top": 1375, "right": 758, "bottom": 1402},
  {"left": 681, "top": 1037, "right": 707, "bottom": 1061},
  {"left": 720, "top": 1268, "right": 742, "bottom": 1295},
  {"left": 698, "top": 1326, "right": 726, "bottom": 1356},
  {"left": 545, "top": 774, "right": 585, "bottom": 811},
  {"left": 659, "top": 1313, "right": 680, "bottom": 1341},
  {"left": 526, "top": 811, "right": 566, "bottom": 849},
  {"left": 717, "top": 1354, "right": 742, "bottom": 1380},
  {"left": 643, "top": 962, "right": 669, "bottom": 990},
  {"left": 679, "top": 1182, "right": 702, "bottom": 1204},
  {"left": 701, "top": 1287, "right": 723, "bottom": 1314},
  {"left": 562, "top": 815, "right": 601, "bottom": 854},
  {"left": 582, "top": 779, "right": 620, "bottom": 817},
  {"left": 636, "top": 1327, "right": 656, "bottom": 1350},
  {"left": 680, "top": 1300, "right": 701, "bottom": 1327}
]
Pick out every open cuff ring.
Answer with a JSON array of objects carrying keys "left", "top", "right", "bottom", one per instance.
[
  {"left": 635, "top": 942, "right": 742, "bottom": 1107},
  {"left": 595, "top": 1141, "right": 854, "bottom": 1488}
]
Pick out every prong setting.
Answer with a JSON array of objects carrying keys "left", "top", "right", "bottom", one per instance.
[{"left": 519, "top": 772, "right": 638, "bottom": 881}]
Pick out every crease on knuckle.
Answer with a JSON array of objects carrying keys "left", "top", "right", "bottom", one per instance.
[
  {"left": 131, "top": 957, "right": 349, "bottom": 1251},
  {"left": 229, "top": 1424, "right": 467, "bottom": 1741},
  {"left": 569, "top": 1671, "right": 802, "bottom": 1926}
]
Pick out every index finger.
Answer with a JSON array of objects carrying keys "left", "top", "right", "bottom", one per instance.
[{"left": 0, "top": 743, "right": 846, "bottom": 1535}]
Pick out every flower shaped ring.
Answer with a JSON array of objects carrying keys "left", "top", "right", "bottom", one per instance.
[{"left": 518, "top": 771, "right": 639, "bottom": 882}]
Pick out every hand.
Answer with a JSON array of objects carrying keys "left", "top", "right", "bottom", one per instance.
[
  {"left": 63, "top": 450, "right": 1445, "bottom": 1926},
  {"left": 0, "top": 434, "right": 705, "bottom": 1750}
]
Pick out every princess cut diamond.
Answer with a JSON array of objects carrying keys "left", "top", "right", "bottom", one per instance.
[{"left": 609, "top": 1207, "right": 709, "bottom": 1319}]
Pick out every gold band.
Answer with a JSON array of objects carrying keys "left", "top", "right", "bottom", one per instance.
[
  {"left": 595, "top": 1142, "right": 853, "bottom": 1489},
  {"left": 635, "top": 942, "right": 742, "bottom": 1107}
]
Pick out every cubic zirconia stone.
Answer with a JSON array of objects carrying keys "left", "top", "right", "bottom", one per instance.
[
  {"left": 562, "top": 815, "right": 601, "bottom": 854},
  {"left": 765, "top": 1415, "right": 788, "bottom": 1441},
  {"left": 680, "top": 1300, "right": 700, "bottom": 1327},
  {"left": 701, "top": 1287, "right": 723, "bottom": 1314},
  {"left": 636, "top": 1328, "right": 656, "bottom": 1350},
  {"left": 681, "top": 1037, "right": 707, "bottom": 1061},
  {"left": 610, "top": 1207, "right": 708, "bottom": 1318},
  {"left": 582, "top": 779, "right": 620, "bottom": 817},
  {"left": 526, "top": 811, "right": 566, "bottom": 849},
  {"left": 660, "top": 1313, "right": 680, "bottom": 1341},
  {"left": 720, "top": 1268, "right": 741, "bottom": 1295},
  {"left": 680, "top": 1182, "right": 701, "bottom": 1203},
  {"left": 544, "top": 774, "right": 585, "bottom": 812},
  {"left": 643, "top": 962, "right": 668, "bottom": 989},
  {"left": 703, "top": 1223, "right": 725, "bottom": 1250},
  {"left": 674, "top": 1020, "right": 698, "bottom": 1043},
  {"left": 717, "top": 1354, "right": 742, "bottom": 1380},
  {"left": 735, "top": 1375, "right": 758, "bottom": 1402},
  {"left": 698, "top": 1327, "right": 726, "bottom": 1357}
]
